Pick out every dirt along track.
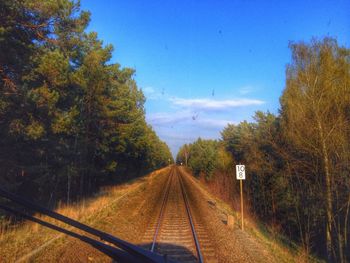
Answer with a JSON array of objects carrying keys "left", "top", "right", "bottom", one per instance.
[{"left": 141, "top": 166, "right": 217, "bottom": 263}]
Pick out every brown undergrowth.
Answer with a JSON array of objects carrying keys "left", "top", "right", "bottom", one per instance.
[{"left": 179, "top": 167, "right": 321, "bottom": 263}]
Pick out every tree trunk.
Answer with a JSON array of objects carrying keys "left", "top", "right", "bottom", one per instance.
[
  {"left": 67, "top": 169, "right": 71, "bottom": 205},
  {"left": 337, "top": 216, "right": 344, "bottom": 263},
  {"left": 317, "top": 118, "right": 333, "bottom": 261},
  {"left": 344, "top": 193, "right": 350, "bottom": 261}
]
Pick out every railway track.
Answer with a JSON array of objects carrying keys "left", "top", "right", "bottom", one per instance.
[{"left": 142, "top": 167, "right": 217, "bottom": 263}]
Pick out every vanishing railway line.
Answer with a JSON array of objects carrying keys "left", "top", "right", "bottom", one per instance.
[{"left": 142, "top": 167, "right": 217, "bottom": 263}]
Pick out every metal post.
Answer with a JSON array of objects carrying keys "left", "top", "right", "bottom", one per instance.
[{"left": 240, "top": 179, "right": 244, "bottom": 230}]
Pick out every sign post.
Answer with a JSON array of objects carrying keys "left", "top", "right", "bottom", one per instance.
[{"left": 236, "top": 165, "right": 245, "bottom": 230}]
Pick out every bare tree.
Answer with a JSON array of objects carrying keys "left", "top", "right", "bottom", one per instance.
[{"left": 280, "top": 38, "right": 350, "bottom": 262}]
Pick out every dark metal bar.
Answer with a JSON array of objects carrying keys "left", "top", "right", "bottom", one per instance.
[
  {"left": 0, "top": 187, "right": 166, "bottom": 263},
  {"left": 178, "top": 169, "right": 204, "bottom": 263},
  {"left": 0, "top": 204, "right": 142, "bottom": 263}
]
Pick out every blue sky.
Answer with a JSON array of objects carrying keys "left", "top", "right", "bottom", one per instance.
[{"left": 81, "top": 0, "right": 349, "bottom": 156}]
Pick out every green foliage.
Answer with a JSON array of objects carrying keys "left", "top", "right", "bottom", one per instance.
[
  {"left": 216, "top": 146, "right": 233, "bottom": 172},
  {"left": 177, "top": 138, "right": 220, "bottom": 180},
  {"left": 0, "top": 0, "right": 172, "bottom": 206},
  {"left": 25, "top": 120, "right": 45, "bottom": 140}
]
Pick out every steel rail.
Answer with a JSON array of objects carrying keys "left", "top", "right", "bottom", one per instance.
[
  {"left": 178, "top": 169, "right": 204, "bottom": 263},
  {"left": 150, "top": 167, "right": 204, "bottom": 263},
  {"left": 150, "top": 167, "right": 174, "bottom": 252}
]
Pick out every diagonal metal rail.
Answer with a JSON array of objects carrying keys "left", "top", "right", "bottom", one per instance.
[
  {"left": 178, "top": 170, "right": 204, "bottom": 263},
  {"left": 0, "top": 204, "right": 141, "bottom": 263},
  {"left": 0, "top": 186, "right": 177, "bottom": 263}
]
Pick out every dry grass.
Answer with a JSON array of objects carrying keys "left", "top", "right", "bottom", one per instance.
[{"left": 0, "top": 166, "right": 170, "bottom": 263}]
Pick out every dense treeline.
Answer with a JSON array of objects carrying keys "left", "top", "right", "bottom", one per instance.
[
  {"left": 177, "top": 139, "right": 232, "bottom": 180},
  {"left": 0, "top": 0, "right": 172, "bottom": 206},
  {"left": 177, "top": 38, "right": 350, "bottom": 262}
]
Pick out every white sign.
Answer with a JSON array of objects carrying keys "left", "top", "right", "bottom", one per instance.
[{"left": 236, "top": 165, "right": 246, "bottom": 180}]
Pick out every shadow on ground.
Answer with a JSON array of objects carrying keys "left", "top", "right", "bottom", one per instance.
[{"left": 137, "top": 242, "right": 197, "bottom": 263}]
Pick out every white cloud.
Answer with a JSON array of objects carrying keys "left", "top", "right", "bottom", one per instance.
[
  {"left": 195, "top": 118, "right": 236, "bottom": 128},
  {"left": 147, "top": 111, "right": 190, "bottom": 125},
  {"left": 142, "top": 86, "right": 164, "bottom": 100},
  {"left": 170, "top": 97, "right": 264, "bottom": 110},
  {"left": 157, "top": 132, "right": 198, "bottom": 142},
  {"left": 238, "top": 86, "right": 255, "bottom": 95},
  {"left": 150, "top": 116, "right": 233, "bottom": 156},
  {"left": 147, "top": 111, "right": 235, "bottom": 129},
  {"left": 143, "top": 85, "right": 265, "bottom": 156},
  {"left": 143, "top": 86, "right": 155, "bottom": 94}
]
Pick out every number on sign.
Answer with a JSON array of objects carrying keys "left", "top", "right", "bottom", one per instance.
[{"left": 236, "top": 165, "right": 246, "bottom": 180}]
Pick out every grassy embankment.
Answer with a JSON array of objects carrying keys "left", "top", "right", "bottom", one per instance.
[
  {"left": 0, "top": 166, "right": 170, "bottom": 262},
  {"left": 180, "top": 167, "right": 323, "bottom": 263}
]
